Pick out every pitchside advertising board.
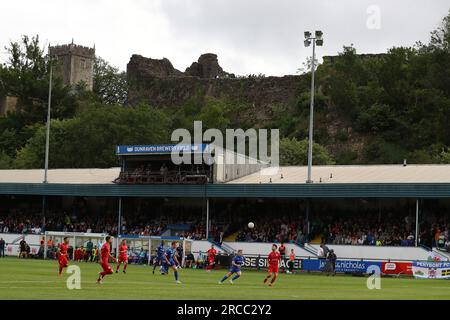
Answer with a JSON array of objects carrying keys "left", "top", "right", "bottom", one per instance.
[
  {"left": 302, "top": 259, "right": 382, "bottom": 273},
  {"left": 382, "top": 261, "right": 413, "bottom": 275},
  {"left": 302, "top": 259, "right": 414, "bottom": 275},
  {"left": 242, "top": 256, "right": 381, "bottom": 273},
  {"left": 243, "top": 255, "right": 302, "bottom": 270},
  {"left": 412, "top": 261, "right": 450, "bottom": 279}
]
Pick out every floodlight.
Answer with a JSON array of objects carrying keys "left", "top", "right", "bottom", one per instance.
[
  {"left": 316, "top": 39, "right": 324, "bottom": 46},
  {"left": 315, "top": 30, "right": 323, "bottom": 39},
  {"left": 304, "top": 39, "right": 311, "bottom": 47},
  {"left": 304, "top": 31, "right": 311, "bottom": 39}
]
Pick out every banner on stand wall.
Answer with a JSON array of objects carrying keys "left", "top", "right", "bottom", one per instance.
[{"left": 412, "top": 261, "right": 450, "bottom": 279}]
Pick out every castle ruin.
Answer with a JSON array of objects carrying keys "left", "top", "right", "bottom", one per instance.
[{"left": 126, "top": 52, "right": 301, "bottom": 121}]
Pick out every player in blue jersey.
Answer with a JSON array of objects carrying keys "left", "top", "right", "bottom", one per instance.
[
  {"left": 219, "top": 249, "right": 244, "bottom": 284},
  {"left": 153, "top": 241, "right": 165, "bottom": 275},
  {"left": 162, "top": 241, "right": 181, "bottom": 283}
]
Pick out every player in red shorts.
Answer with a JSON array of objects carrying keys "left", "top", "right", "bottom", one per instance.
[
  {"left": 57, "top": 237, "right": 70, "bottom": 276},
  {"left": 116, "top": 239, "right": 128, "bottom": 274},
  {"left": 97, "top": 236, "right": 116, "bottom": 284},
  {"left": 264, "top": 244, "right": 282, "bottom": 286},
  {"left": 206, "top": 245, "right": 217, "bottom": 272}
]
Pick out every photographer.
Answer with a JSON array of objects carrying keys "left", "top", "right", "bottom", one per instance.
[{"left": 326, "top": 249, "right": 337, "bottom": 276}]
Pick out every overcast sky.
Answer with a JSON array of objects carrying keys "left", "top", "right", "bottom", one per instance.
[{"left": 0, "top": 0, "right": 448, "bottom": 76}]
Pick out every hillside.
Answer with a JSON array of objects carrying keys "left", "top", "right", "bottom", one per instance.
[{"left": 126, "top": 29, "right": 450, "bottom": 165}]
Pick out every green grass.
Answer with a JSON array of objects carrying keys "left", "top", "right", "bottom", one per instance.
[{"left": 0, "top": 257, "right": 449, "bottom": 300}]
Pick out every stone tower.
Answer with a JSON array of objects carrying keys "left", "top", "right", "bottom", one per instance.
[{"left": 49, "top": 42, "right": 95, "bottom": 91}]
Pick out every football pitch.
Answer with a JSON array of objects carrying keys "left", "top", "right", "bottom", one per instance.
[{"left": 0, "top": 257, "right": 449, "bottom": 300}]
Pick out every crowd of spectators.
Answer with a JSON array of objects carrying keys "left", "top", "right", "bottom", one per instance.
[
  {"left": 316, "top": 214, "right": 417, "bottom": 246},
  {"left": 235, "top": 212, "right": 450, "bottom": 248},
  {"left": 2, "top": 206, "right": 450, "bottom": 249},
  {"left": 236, "top": 215, "right": 307, "bottom": 244},
  {"left": 0, "top": 209, "right": 119, "bottom": 235},
  {"left": 0, "top": 208, "right": 225, "bottom": 242}
]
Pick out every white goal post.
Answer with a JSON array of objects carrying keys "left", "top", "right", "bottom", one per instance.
[{"left": 116, "top": 235, "right": 193, "bottom": 266}]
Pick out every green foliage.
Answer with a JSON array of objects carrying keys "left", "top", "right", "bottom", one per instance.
[
  {"left": 93, "top": 57, "right": 128, "bottom": 105},
  {"left": 15, "top": 105, "right": 171, "bottom": 168},
  {"left": 406, "top": 145, "right": 450, "bottom": 164},
  {"left": 362, "top": 138, "right": 408, "bottom": 164},
  {"left": 354, "top": 104, "right": 397, "bottom": 133},
  {"left": 316, "top": 10, "right": 450, "bottom": 163},
  {"left": 279, "top": 137, "right": 335, "bottom": 166},
  {"left": 169, "top": 95, "right": 231, "bottom": 132},
  {"left": 437, "top": 148, "right": 450, "bottom": 163},
  {"left": 0, "top": 152, "right": 13, "bottom": 169}
]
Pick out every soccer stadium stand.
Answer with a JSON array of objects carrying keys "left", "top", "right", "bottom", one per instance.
[
  {"left": 2, "top": 144, "right": 450, "bottom": 264},
  {"left": 114, "top": 144, "right": 267, "bottom": 184}
]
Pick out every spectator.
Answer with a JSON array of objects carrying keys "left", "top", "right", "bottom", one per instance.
[
  {"left": 86, "top": 239, "right": 94, "bottom": 262},
  {"left": 287, "top": 249, "right": 295, "bottom": 274},
  {"left": 196, "top": 251, "right": 205, "bottom": 269},
  {"left": 19, "top": 239, "right": 28, "bottom": 258},
  {"left": 0, "top": 238, "right": 5, "bottom": 258},
  {"left": 185, "top": 252, "right": 195, "bottom": 268}
]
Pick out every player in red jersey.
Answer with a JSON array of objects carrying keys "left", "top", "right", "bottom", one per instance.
[
  {"left": 206, "top": 245, "right": 217, "bottom": 272},
  {"left": 97, "top": 236, "right": 116, "bottom": 284},
  {"left": 116, "top": 239, "right": 128, "bottom": 274},
  {"left": 57, "top": 237, "right": 70, "bottom": 276},
  {"left": 264, "top": 244, "right": 282, "bottom": 286}
]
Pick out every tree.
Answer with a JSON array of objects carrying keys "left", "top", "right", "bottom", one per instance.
[
  {"left": 429, "top": 9, "right": 450, "bottom": 51},
  {"left": 93, "top": 57, "right": 128, "bottom": 105},
  {"left": 0, "top": 152, "right": 13, "bottom": 169},
  {"left": 279, "top": 137, "right": 335, "bottom": 166},
  {"left": 199, "top": 97, "right": 231, "bottom": 131},
  {"left": 15, "top": 104, "right": 171, "bottom": 168},
  {"left": 321, "top": 46, "right": 360, "bottom": 118},
  {"left": 423, "top": 10, "right": 450, "bottom": 96}
]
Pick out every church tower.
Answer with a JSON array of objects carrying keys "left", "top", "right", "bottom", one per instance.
[{"left": 49, "top": 41, "right": 95, "bottom": 91}]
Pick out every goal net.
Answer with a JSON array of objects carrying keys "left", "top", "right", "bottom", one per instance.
[
  {"left": 44, "top": 231, "right": 108, "bottom": 261},
  {"left": 116, "top": 235, "right": 193, "bottom": 266}
]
